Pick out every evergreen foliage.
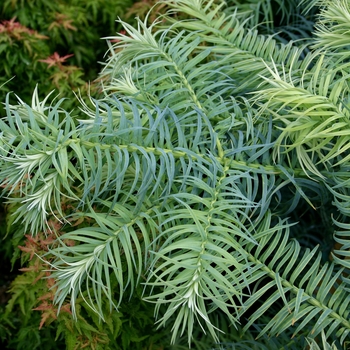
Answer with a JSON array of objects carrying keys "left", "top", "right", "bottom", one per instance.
[{"left": 1, "top": 0, "right": 350, "bottom": 348}]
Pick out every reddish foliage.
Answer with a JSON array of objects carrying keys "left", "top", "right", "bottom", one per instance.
[
  {"left": 0, "top": 17, "right": 48, "bottom": 40},
  {"left": 39, "top": 52, "right": 74, "bottom": 69}
]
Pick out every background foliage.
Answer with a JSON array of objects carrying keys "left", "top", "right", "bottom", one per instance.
[
  {"left": 0, "top": 0, "right": 152, "bottom": 112},
  {"left": 1, "top": 0, "right": 350, "bottom": 349}
]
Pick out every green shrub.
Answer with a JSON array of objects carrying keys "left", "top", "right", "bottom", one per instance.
[
  {"left": 1, "top": 0, "right": 350, "bottom": 348},
  {"left": 0, "top": 0, "right": 137, "bottom": 113}
]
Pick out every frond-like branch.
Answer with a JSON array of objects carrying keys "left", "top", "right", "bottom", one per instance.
[
  {"left": 145, "top": 165, "right": 259, "bottom": 345},
  {"left": 102, "top": 18, "right": 236, "bottom": 121},
  {"left": 238, "top": 212, "right": 350, "bottom": 344},
  {"left": 49, "top": 198, "right": 159, "bottom": 319},
  {"left": 313, "top": 0, "right": 350, "bottom": 60},
  {"left": 165, "top": 0, "right": 312, "bottom": 93},
  {"left": 254, "top": 55, "right": 350, "bottom": 178}
]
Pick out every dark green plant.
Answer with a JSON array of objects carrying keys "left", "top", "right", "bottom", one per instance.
[
  {"left": 0, "top": 17, "right": 51, "bottom": 96},
  {"left": 0, "top": 0, "right": 139, "bottom": 114},
  {"left": 1, "top": 0, "right": 350, "bottom": 349},
  {"left": 1, "top": 0, "right": 133, "bottom": 75}
]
